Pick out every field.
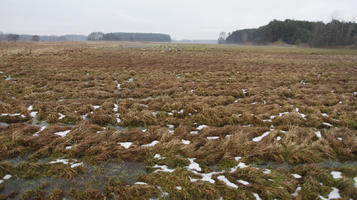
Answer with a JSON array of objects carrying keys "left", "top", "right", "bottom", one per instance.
[{"left": 0, "top": 41, "right": 357, "bottom": 199}]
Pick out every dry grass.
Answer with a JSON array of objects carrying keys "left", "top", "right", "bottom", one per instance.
[{"left": 0, "top": 41, "right": 357, "bottom": 199}]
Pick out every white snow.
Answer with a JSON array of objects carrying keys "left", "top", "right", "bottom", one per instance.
[
  {"left": 0, "top": 180, "right": 3, "bottom": 184},
  {"left": 295, "top": 108, "right": 307, "bottom": 119},
  {"left": 276, "top": 136, "right": 281, "bottom": 141},
  {"left": 242, "top": 89, "right": 247, "bottom": 95},
  {"left": 176, "top": 186, "right": 182, "bottom": 190},
  {"left": 93, "top": 105, "right": 100, "bottom": 110},
  {"left": 54, "top": 130, "right": 71, "bottom": 137},
  {"left": 33, "top": 126, "right": 46, "bottom": 136},
  {"left": 252, "top": 131, "right": 271, "bottom": 142},
  {"left": 263, "top": 169, "right": 271, "bottom": 174},
  {"left": 70, "top": 162, "right": 83, "bottom": 168},
  {"left": 190, "top": 131, "right": 199, "bottom": 135},
  {"left": 49, "top": 159, "right": 70, "bottom": 164},
  {"left": 58, "top": 113, "right": 65, "bottom": 120},
  {"left": 135, "top": 182, "right": 148, "bottom": 185},
  {"left": 28, "top": 105, "right": 33, "bottom": 111},
  {"left": 182, "top": 139, "right": 191, "bottom": 144},
  {"left": 237, "top": 179, "right": 249, "bottom": 185},
  {"left": 153, "top": 164, "right": 174, "bottom": 173},
  {"left": 292, "top": 186, "right": 301, "bottom": 197},
  {"left": 117, "top": 83, "right": 121, "bottom": 90},
  {"left": 113, "top": 104, "right": 118, "bottom": 112},
  {"left": 127, "top": 77, "right": 134, "bottom": 82},
  {"left": 322, "top": 122, "right": 333, "bottom": 127},
  {"left": 65, "top": 146, "right": 72, "bottom": 150},
  {"left": 142, "top": 140, "right": 159, "bottom": 147},
  {"left": 234, "top": 157, "right": 242, "bottom": 162},
  {"left": 3, "top": 174, "right": 12, "bottom": 180},
  {"left": 337, "top": 137, "right": 343, "bottom": 141},
  {"left": 315, "top": 131, "right": 322, "bottom": 138},
  {"left": 354, "top": 177, "right": 357, "bottom": 188},
  {"left": 154, "top": 154, "right": 165, "bottom": 160},
  {"left": 197, "top": 125, "right": 207, "bottom": 130},
  {"left": 119, "top": 142, "right": 132, "bottom": 149},
  {"left": 178, "top": 109, "right": 184, "bottom": 114},
  {"left": 251, "top": 102, "right": 258, "bottom": 105},
  {"left": 253, "top": 193, "right": 262, "bottom": 200},
  {"left": 207, "top": 136, "right": 219, "bottom": 140},
  {"left": 115, "top": 113, "right": 121, "bottom": 123},
  {"left": 1, "top": 113, "right": 26, "bottom": 118},
  {"left": 168, "top": 112, "right": 173, "bottom": 116},
  {"left": 292, "top": 174, "right": 302, "bottom": 179},
  {"left": 322, "top": 113, "right": 329, "bottom": 117},
  {"left": 186, "top": 158, "right": 201, "bottom": 172},
  {"left": 230, "top": 162, "right": 248, "bottom": 173},
  {"left": 152, "top": 111, "right": 159, "bottom": 117},
  {"left": 30, "top": 111, "right": 38, "bottom": 118},
  {"left": 217, "top": 175, "right": 238, "bottom": 189},
  {"left": 167, "top": 124, "right": 175, "bottom": 129},
  {"left": 319, "top": 187, "right": 341, "bottom": 200},
  {"left": 331, "top": 171, "right": 342, "bottom": 179}
]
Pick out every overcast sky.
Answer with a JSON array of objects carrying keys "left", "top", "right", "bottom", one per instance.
[{"left": 1, "top": 0, "right": 356, "bottom": 40}]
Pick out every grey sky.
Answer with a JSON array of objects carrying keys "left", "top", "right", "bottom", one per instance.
[{"left": 1, "top": 0, "right": 356, "bottom": 40}]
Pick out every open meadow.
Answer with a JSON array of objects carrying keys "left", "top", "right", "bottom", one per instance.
[{"left": 0, "top": 42, "right": 357, "bottom": 199}]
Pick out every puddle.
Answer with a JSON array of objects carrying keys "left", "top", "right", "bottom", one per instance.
[
  {"left": 0, "top": 161, "right": 146, "bottom": 199},
  {"left": 1, "top": 155, "right": 30, "bottom": 167},
  {"left": 0, "top": 122, "right": 9, "bottom": 127}
]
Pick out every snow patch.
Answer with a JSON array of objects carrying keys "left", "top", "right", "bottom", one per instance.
[
  {"left": 142, "top": 140, "right": 159, "bottom": 147},
  {"left": 154, "top": 154, "right": 166, "bottom": 160},
  {"left": 315, "top": 131, "right": 322, "bottom": 138},
  {"left": 135, "top": 182, "right": 147, "bottom": 185},
  {"left": 54, "top": 130, "right": 71, "bottom": 137},
  {"left": 319, "top": 187, "right": 341, "bottom": 200},
  {"left": 190, "top": 131, "right": 199, "bottom": 135},
  {"left": 182, "top": 139, "right": 191, "bottom": 144},
  {"left": 197, "top": 125, "right": 207, "bottom": 130},
  {"left": 292, "top": 174, "right": 302, "bottom": 179},
  {"left": 237, "top": 179, "right": 249, "bottom": 185},
  {"left": 253, "top": 193, "right": 262, "bottom": 200},
  {"left": 58, "top": 113, "right": 65, "bottom": 120},
  {"left": 322, "top": 122, "right": 333, "bottom": 127},
  {"left": 186, "top": 158, "right": 201, "bottom": 172},
  {"left": 207, "top": 136, "right": 219, "bottom": 140},
  {"left": 3, "top": 174, "right": 12, "bottom": 180},
  {"left": 217, "top": 175, "right": 238, "bottom": 189},
  {"left": 119, "top": 142, "right": 132, "bottom": 149},
  {"left": 292, "top": 186, "right": 301, "bottom": 197},
  {"left": 153, "top": 164, "right": 174, "bottom": 173},
  {"left": 331, "top": 171, "right": 342, "bottom": 179},
  {"left": 252, "top": 130, "right": 271, "bottom": 142}
]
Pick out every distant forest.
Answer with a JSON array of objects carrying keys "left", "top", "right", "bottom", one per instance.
[
  {"left": 0, "top": 32, "right": 171, "bottom": 43},
  {"left": 0, "top": 33, "right": 87, "bottom": 42},
  {"left": 225, "top": 19, "right": 357, "bottom": 47},
  {"left": 88, "top": 32, "right": 171, "bottom": 42}
]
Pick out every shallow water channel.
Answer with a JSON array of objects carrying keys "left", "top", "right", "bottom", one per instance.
[{"left": 0, "top": 158, "right": 146, "bottom": 199}]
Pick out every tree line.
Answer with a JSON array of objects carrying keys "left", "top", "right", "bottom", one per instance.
[
  {"left": 225, "top": 19, "right": 357, "bottom": 47},
  {"left": 0, "top": 33, "right": 88, "bottom": 42},
  {"left": 87, "top": 32, "right": 171, "bottom": 42}
]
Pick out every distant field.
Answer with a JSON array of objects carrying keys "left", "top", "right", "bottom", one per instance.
[{"left": 0, "top": 42, "right": 357, "bottom": 199}]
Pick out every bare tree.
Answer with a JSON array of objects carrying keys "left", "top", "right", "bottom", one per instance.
[
  {"left": 32, "top": 35, "right": 40, "bottom": 42},
  {"left": 7, "top": 34, "right": 19, "bottom": 42},
  {"left": 218, "top": 32, "right": 227, "bottom": 44}
]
